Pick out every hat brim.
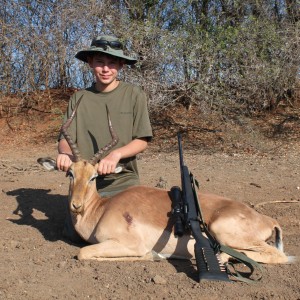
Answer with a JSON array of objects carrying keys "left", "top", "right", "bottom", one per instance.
[{"left": 75, "top": 48, "right": 137, "bottom": 65}]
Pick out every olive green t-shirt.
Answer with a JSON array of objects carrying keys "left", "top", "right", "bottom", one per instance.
[{"left": 59, "top": 81, "right": 153, "bottom": 193}]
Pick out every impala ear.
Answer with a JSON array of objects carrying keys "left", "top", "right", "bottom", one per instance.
[{"left": 37, "top": 157, "right": 57, "bottom": 171}]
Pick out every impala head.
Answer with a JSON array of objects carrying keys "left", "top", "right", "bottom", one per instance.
[
  {"left": 38, "top": 95, "right": 119, "bottom": 214},
  {"left": 67, "top": 161, "right": 99, "bottom": 214}
]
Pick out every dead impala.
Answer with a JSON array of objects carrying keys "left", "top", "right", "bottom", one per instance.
[{"left": 38, "top": 101, "right": 292, "bottom": 265}]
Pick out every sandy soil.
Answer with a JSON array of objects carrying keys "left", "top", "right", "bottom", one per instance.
[{"left": 0, "top": 140, "right": 300, "bottom": 299}]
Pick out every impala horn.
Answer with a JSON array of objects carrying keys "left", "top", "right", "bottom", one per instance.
[
  {"left": 60, "top": 96, "right": 83, "bottom": 162},
  {"left": 89, "top": 105, "right": 119, "bottom": 166},
  {"left": 60, "top": 96, "right": 119, "bottom": 165}
]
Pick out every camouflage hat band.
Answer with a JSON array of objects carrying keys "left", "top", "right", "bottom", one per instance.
[{"left": 75, "top": 35, "right": 137, "bottom": 65}]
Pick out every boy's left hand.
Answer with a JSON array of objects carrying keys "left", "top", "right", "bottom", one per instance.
[{"left": 97, "top": 150, "right": 121, "bottom": 175}]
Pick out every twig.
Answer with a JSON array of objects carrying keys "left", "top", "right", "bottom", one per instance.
[{"left": 254, "top": 200, "right": 299, "bottom": 208}]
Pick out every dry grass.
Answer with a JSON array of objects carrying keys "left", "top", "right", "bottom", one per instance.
[{"left": 0, "top": 89, "right": 299, "bottom": 155}]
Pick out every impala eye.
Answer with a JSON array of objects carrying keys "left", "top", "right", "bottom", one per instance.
[{"left": 90, "top": 174, "right": 98, "bottom": 182}]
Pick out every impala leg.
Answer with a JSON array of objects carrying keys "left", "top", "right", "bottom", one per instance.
[
  {"left": 218, "top": 252, "right": 231, "bottom": 264},
  {"left": 220, "top": 242, "right": 289, "bottom": 264},
  {"left": 77, "top": 240, "right": 156, "bottom": 261},
  {"left": 236, "top": 243, "right": 289, "bottom": 264}
]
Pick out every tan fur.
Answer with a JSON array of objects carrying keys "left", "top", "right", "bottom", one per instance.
[{"left": 64, "top": 160, "right": 289, "bottom": 264}]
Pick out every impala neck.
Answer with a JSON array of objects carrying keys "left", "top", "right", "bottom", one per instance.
[{"left": 72, "top": 183, "right": 108, "bottom": 238}]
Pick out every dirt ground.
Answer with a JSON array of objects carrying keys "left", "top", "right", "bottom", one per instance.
[{"left": 1, "top": 132, "right": 300, "bottom": 300}]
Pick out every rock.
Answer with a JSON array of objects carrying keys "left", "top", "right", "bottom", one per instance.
[{"left": 152, "top": 275, "right": 167, "bottom": 285}]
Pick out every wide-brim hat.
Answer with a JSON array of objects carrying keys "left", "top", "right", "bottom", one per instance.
[{"left": 75, "top": 35, "right": 137, "bottom": 65}]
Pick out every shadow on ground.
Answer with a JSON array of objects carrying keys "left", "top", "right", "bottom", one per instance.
[{"left": 6, "top": 188, "right": 67, "bottom": 242}]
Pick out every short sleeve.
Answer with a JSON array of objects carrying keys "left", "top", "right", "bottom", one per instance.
[{"left": 132, "top": 90, "right": 153, "bottom": 141}]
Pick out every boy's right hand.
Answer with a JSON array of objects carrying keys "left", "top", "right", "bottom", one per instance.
[{"left": 56, "top": 153, "right": 74, "bottom": 172}]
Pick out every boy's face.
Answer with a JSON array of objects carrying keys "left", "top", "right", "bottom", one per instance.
[{"left": 88, "top": 53, "right": 124, "bottom": 91}]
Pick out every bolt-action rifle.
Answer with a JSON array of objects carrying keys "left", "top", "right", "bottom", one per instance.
[{"left": 171, "top": 133, "right": 230, "bottom": 282}]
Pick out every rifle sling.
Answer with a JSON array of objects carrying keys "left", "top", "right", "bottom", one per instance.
[{"left": 220, "top": 244, "right": 263, "bottom": 283}]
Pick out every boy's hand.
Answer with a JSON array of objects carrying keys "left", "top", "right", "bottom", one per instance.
[
  {"left": 56, "top": 153, "right": 74, "bottom": 172},
  {"left": 97, "top": 150, "right": 121, "bottom": 175}
]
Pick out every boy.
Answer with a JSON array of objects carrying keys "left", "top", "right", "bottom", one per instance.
[{"left": 57, "top": 35, "right": 152, "bottom": 197}]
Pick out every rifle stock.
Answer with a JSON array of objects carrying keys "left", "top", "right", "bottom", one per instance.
[{"left": 176, "top": 133, "right": 229, "bottom": 282}]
